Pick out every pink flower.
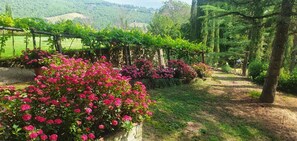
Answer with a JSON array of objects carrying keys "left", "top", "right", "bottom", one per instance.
[
  {"left": 114, "top": 98, "right": 122, "bottom": 107},
  {"left": 86, "top": 115, "right": 94, "bottom": 121},
  {"left": 22, "top": 98, "right": 32, "bottom": 103},
  {"left": 60, "top": 96, "right": 67, "bottom": 103},
  {"left": 22, "top": 114, "right": 32, "bottom": 121},
  {"left": 103, "top": 99, "right": 112, "bottom": 105},
  {"left": 37, "top": 129, "right": 43, "bottom": 135},
  {"left": 35, "top": 116, "right": 46, "bottom": 122},
  {"left": 66, "top": 88, "right": 72, "bottom": 92},
  {"left": 54, "top": 119, "right": 63, "bottom": 124},
  {"left": 51, "top": 100, "right": 59, "bottom": 106},
  {"left": 101, "top": 56, "right": 106, "bottom": 60},
  {"left": 74, "top": 109, "right": 81, "bottom": 113},
  {"left": 112, "top": 120, "right": 118, "bottom": 126},
  {"left": 76, "top": 120, "right": 82, "bottom": 126},
  {"left": 88, "top": 133, "right": 95, "bottom": 139},
  {"left": 85, "top": 108, "right": 92, "bottom": 114},
  {"left": 88, "top": 94, "right": 98, "bottom": 101},
  {"left": 125, "top": 98, "right": 134, "bottom": 105},
  {"left": 146, "top": 111, "right": 153, "bottom": 116},
  {"left": 122, "top": 115, "right": 132, "bottom": 122},
  {"left": 40, "top": 134, "right": 48, "bottom": 140},
  {"left": 98, "top": 124, "right": 105, "bottom": 130},
  {"left": 81, "top": 134, "right": 88, "bottom": 141},
  {"left": 20, "top": 104, "right": 31, "bottom": 111},
  {"left": 46, "top": 119, "right": 54, "bottom": 125},
  {"left": 23, "top": 125, "right": 34, "bottom": 131},
  {"left": 49, "top": 134, "right": 58, "bottom": 141},
  {"left": 79, "top": 94, "right": 86, "bottom": 99},
  {"left": 29, "top": 132, "right": 38, "bottom": 139}
]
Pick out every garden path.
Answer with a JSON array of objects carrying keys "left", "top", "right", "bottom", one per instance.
[
  {"left": 206, "top": 71, "right": 297, "bottom": 140},
  {"left": 0, "top": 67, "right": 34, "bottom": 85},
  {"left": 144, "top": 71, "right": 297, "bottom": 141}
]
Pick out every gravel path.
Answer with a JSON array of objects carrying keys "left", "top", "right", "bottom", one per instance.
[{"left": 0, "top": 67, "right": 34, "bottom": 85}]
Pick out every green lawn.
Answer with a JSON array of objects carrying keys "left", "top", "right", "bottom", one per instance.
[
  {"left": 0, "top": 36, "right": 83, "bottom": 58},
  {"left": 143, "top": 79, "right": 277, "bottom": 141}
]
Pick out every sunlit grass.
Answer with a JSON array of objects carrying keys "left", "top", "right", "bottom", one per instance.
[
  {"left": 1, "top": 36, "right": 83, "bottom": 58},
  {"left": 144, "top": 80, "right": 278, "bottom": 141}
]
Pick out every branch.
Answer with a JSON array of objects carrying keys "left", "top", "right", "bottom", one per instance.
[
  {"left": 211, "top": 12, "right": 279, "bottom": 21},
  {"left": 229, "top": 0, "right": 254, "bottom": 5}
]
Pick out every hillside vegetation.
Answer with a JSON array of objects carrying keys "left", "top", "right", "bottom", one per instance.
[{"left": 0, "top": 0, "right": 154, "bottom": 29}]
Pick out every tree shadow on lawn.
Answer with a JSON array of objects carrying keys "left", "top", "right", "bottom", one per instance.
[
  {"left": 143, "top": 82, "right": 280, "bottom": 141},
  {"left": 214, "top": 76, "right": 250, "bottom": 82},
  {"left": 210, "top": 84, "right": 259, "bottom": 89}
]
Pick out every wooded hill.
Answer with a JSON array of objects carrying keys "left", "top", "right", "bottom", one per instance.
[{"left": 0, "top": 0, "right": 154, "bottom": 29}]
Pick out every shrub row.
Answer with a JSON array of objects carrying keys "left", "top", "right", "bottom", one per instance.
[
  {"left": 248, "top": 61, "right": 297, "bottom": 94},
  {"left": 120, "top": 59, "right": 198, "bottom": 88}
]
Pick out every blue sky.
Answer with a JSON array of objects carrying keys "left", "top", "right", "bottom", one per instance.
[{"left": 105, "top": 0, "right": 192, "bottom": 8}]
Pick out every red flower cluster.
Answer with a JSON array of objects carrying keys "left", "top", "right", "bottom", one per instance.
[
  {"left": 19, "top": 48, "right": 51, "bottom": 68},
  {"left": 0, "top": 56, "right": 153, "bottom": 140},
  {"left": 168, "top": 60, "right": 197, "bottom": 80},
  {"left": 121, "top": 59, "right": 175, "bottom": 80}
]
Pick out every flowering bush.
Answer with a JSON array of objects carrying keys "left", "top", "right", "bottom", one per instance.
[
  {"left": 20, "top": 48, "right": 51, "bottom": 68},
  {"left": 153, "top": 67, "right": 175, "bottom": 79},
  {"left": 0, "top": 56, "right": 153, "bottom": 140},
  {"left": 121, "top": 59, "right": 154, "bottom": 79},
  {"left": 168, "top": 60, "right": 197, "bottom": 81},
  {"left": 120, "top": 65, "right": 139, "bottom": 79},
  {"left": 192, "top": 63, "right": 213, "bottom": 78},
  {"left": 134, "top": 59, "right": 154, "bottom": 79},
  {"left": 121, "top": 59, "right": 175, "bottom": 80}
]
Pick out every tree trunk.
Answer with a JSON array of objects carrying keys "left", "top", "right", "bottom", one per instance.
[
  {"left": 190, "top": 0, "right": 198, "bottom": 41},
  {"left": 31, "top": 29, "right": 37, "bottom": 49},
  {"left": 260, "top": 0, "right": 294, "bottom": 103},
  {"left": 190, "top": 0, "right": 207, "bottom": 42},
  {"left": 242, "top": 52, "right": 249, "bottom": 76},
  {"left": 283, "top": 35, "right": 293, "bottom": 69},
  {"left": 248, "top": 2, "right": 264, "bottom": 61},
  {"left": 290, "top": 35, "right": 297, "bottom": 72},
  {"left": 209, "top": 14, "right": 215, "bottom": 51},
  {"left": 202, "top": 9, "right": 209, "bottom": 45},
  {"left": 12, "top": 31, "right": 15, "bottom": 56},
  {"left": 54, "top": 35, "right": 62, "bottom": 53}
]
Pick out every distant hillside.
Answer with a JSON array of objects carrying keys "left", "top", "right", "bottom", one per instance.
[
  {"left": 0, "top": 0, "right": 154, "bottom": 29},
  {"left": 46, "top": 13, "right": 87, "bottom": 23}
]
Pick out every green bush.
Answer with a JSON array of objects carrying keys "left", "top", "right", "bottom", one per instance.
[
  {"left": 221, "top": 64, "right": 232, "bottom": 73},
  {"left": 278, "top": 69, "right": 297, "bottom": 94},
  {"left": 254, "top": 71, "right": 267, "bottom": 85},
  {"left": 248, "top": 61, "right": 269, "bottom": 80}
]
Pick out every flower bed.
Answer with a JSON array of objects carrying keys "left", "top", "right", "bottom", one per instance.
[
  {"left": 0, "top": 56, "right": 153, "bottom": 140},
  {"left": 120, "top": 59, "right": 197, "bottom": 89}
]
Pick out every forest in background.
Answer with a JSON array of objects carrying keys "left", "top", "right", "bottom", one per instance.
[
  {"left": 147, "top": 0, "right": 297, "bottom": 103},
  {"left": 0, "top": 0, "right": 154, "bottom": 29}
]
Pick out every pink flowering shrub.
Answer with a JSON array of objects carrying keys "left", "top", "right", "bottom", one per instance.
[
  {"left": 19, "top": 48, "right": 52, "bottom": 68},
  {"left": 168, "top": 60, "right": 197, "bottom": 81},
  {"left": 153, "top": 67, "right": 175, "bottom": 79},
  {"left": 121, "top": 59, "right": 175, "bottom": 80},
  {"left": 0, "top": 56, "right": 153, "bottom": 140},
  {"left": 121, "top": 59, "right": 154, "bottom": 79}
]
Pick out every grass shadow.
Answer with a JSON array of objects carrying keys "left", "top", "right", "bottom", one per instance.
[{"left": 143, "top": 81, "right": 280, "bottom": 141}]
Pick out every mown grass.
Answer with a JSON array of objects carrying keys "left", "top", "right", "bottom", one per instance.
[
  {"left": 0, "top": 36, "right": 83, "bottom": 58},
  {"left": 144, "top": 79, "right": 279, "bottom": 141}
]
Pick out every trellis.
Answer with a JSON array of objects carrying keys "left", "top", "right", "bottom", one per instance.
[{"left": 0, "top": 26, "right": 206, "bottom": 67}]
